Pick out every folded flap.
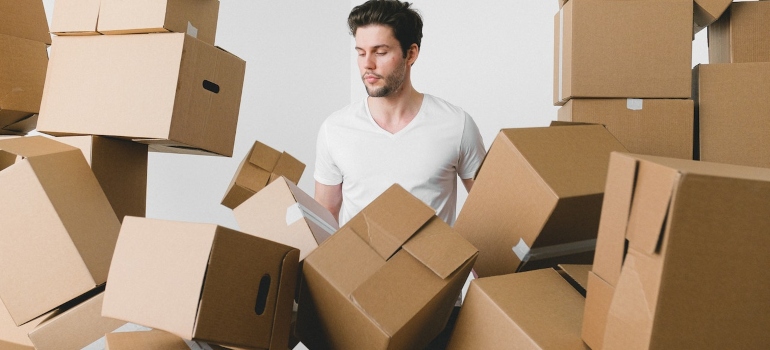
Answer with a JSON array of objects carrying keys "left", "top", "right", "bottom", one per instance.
[
  {"left": 248, "top": 141, "right": 281, "bottom": 171},
  {"left": 272, "top": 152, "right": 306, "bottom": 185},
  {"left": 402, "top": 218, "right": 478, "bottom": 279},
  {"left": 626, "top": 160, "right": 680, "bottom": 255}
]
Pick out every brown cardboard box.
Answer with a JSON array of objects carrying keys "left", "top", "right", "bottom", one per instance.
[
  {"left": 51, "top": 0, "right": 220, "bottom": 45},
  {"left": 222, "top": 141, "right": 305, "bottom": 209},
  {"left": 694, "top": 0, "right": 733, "bottom": 34},
  {"left": 0, "top": 300, "right": 45, "bottom": 350},
  {"left": 581, "top": 271, "right": 613, "bottom": 350},
  {"left": 104, "top": 329, "right": 230, "bottom": 350},
  {"left": 708, "top": 1, "right": 770, "bottom": 63},
  {"left": 54, "top": 136, "right": 148, "bottom": 222},
  {"left": 557, "top": 264, "right": 591, "bottom": 296},
  {"left": 233, "top": 176, "right": 337, "bottom": 261},
  {"left": 557, "top": 99, "right": 694, "bottom": 160},
  {"left": 454, "top": 125, "right": 627, "bottom": 278},
  {"left": 554, "top": 0, "right": 692, "bottom": 105},
  {"left": 297, "top": 184, "right": 478, "bottom": 350},
  {"left": 588, "top": 152, "right": 770, "bottom": 349},
  {"left": 0, "top": 0, "right": 51, "bottom": 44},
  {"left": 0, "top": 136, "right": 121, "bottom": 326},
  {"left": 102, "top": 217, "right": 300, "bottom": 350},
  {"left": 37, "top": 33, "right": 246, "bottom": 157},
  {"left": 693, "top": 63, "right": 770, "bottom": 168},
  {"left": 446, "top": 268, "right": 588, "bottom": 350},
  {"left": 0, "top": 34, "right": 48, "bottom": 135}
]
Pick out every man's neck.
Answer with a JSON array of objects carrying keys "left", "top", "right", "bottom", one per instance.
[{"left": 368, "top": 86, "right": 424, "bottom": 134}]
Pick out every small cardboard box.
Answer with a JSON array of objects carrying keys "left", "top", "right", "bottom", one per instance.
[
  {"left": 694, "top": 0, "right": 733, "bottom": 34},
  {"left": 558, "top": 98, "right": 694, "bottom": 160},
  {"left": 454, "top": 125, "right": 627, "bottom": 278},
  {"left": 446, "top": 268, "right": 588, "bottom": 350},
  {"left": 37, "top": 33, "right": 246, "bottom": 157},
  {"left": 589, "top": 152, "right": 770, "bottom": 349},
  {"left": 297, "top": 184, "right": 478, "bottom": 350},
  {"left": 554, "top": 0, "right": 692, "bottom": 105},
  {"left": 0, "top": 136, "right": 121, "bottom": 326},
  {"left": 693, "top": 63, "right": 770, "bottom": 168},
  {"left": 0, "top": 0, "right": 51, "bottom": 44},
  {"left": 54, "top": 136, "right": 148, "bottom": 222},
  {"left": 234, "top": 176, "right": 337, "bottom": 261},
  {"left": 223, "top": 141, "right": 305, "bottom": 209},
  {"left": 102, "top": 217, "right": 300, "bottom": 350},
  {"left": 104, "top": 329, "right": 229, "bottom": 350},
  {"left": 708, "top": 1, "right": 770, "bottom": 63},
  {"left": 51, "top": 0, "right": 220, "bottom": 45},
  {"left": 0, "top": 34, "right": 48, "bottom": 135}
]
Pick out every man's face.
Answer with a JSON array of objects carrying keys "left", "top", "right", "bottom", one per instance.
[{"left": 355, "top": 25, "right": 408, "bottom": 97}]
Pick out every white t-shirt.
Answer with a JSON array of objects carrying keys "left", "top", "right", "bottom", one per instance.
[{"left": 314, "top": 94, "right": 486, "bottom": 226}]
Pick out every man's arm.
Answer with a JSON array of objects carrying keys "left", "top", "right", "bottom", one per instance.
[
  {"left": 461, "top": 178, "right": 474, "bottom": 192},
  {"left": 315, "top": 181, "right": 343, "bottom": 223}
]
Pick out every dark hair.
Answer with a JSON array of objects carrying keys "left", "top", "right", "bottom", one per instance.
[{"left": 348, "top": 0, "right": 423, "bottom": 58}]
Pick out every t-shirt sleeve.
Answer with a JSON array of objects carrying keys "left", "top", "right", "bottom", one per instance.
[
  {"left": 314, "top": 121, "right": 343, "bottom": 186},
  {"left": 457, "top": 113, "right": 486, "bottom": 180}
]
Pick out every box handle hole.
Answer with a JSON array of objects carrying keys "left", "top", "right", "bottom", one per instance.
[
  {"left": 254, "top": 274, "right": 271, "bottom": 315},
  {"left": 203, "top": 80, "right": 220, "bottom": 94}
]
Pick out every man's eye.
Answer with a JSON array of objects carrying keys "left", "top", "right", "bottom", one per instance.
[{"left": 376, "top": 52, "right": 386, "bottom": 55}]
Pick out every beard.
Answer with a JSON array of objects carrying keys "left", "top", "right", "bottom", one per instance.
[{"left": 362, "top": 60, "right": 407, "bottom": 97}]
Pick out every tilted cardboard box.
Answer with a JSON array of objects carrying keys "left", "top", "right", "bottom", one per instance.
[
  {"left": 297, "top": 184, "right": 478, "bottom": 350},
  {"left": 554, "top": 0, "right": 692, "bottom": 105},
  {"left": 454, "top": 125, "right": 627, "bottom": 278},
  {"left": 234, "top": 176, "right": 337, "bottom": 261},
  {"left": 446, "top": 268, "right": 588, "bottom": 350},
  {"left": 103, "top": 217, "right": 300, "bottom": 350},
  {"left": 0, "top": 136, "right": 121, "bottom": 326},
  {"left": 708, "top": 1, "right": 770, "bottom": 63},
  {"left": 587, "top": 152, "right": 770, "bottom": 349},
  {"left": 0, "top": 0, "right": 51, "bottom": 44},
  {"left": 223, "top": 141, "right": 306, "bottom": 209},
  {"left": 0, "top": 34, "right": 48, "bottom": 135},
  {"left": 37, "top": 33, "right": 246, "bottom": 157}
]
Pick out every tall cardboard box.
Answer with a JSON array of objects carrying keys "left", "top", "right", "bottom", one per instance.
[
  {"left": 0, "top": 0, "right": 52, "bottom": 44},
  {"left": 708, "top": 1, "right": 770, "bottom": 63},
  {"left": 554, "top": 0, "right": 692, "bottom": 105},
  {"left": 454, "top": 125, "right": 627, "bottom": 278},
  {"left": 297, "top": 185, "right": 478, "bottom": 350},
  {"left": 37, "top": 33, "right": 246, "bottom": 157},
  {"left": 0, "top": 136, "right": 121, "bottom": 326},
  {"left": 446, "top": 268, "right": 587, "bottom": 350},
  {"left": 234, "top": 176, "right": 337, "bottom": 261},
  {"left": 693, "top": 63, "right": 770, "bottom": 168},
  {"left": 0, "top": 34, "right": 48, "bottom": 135},
  {"left": 222, "top": 140, "right": 306, "bottom": 209},
  {"left": 587, "top": 152, "right": 770, "bottom": 349},
  {"left": 103, "top": 217, "right": 300, "bottom": 350},
  {"left": 557, "top": 98, "right": 694, "bottom": 160}
]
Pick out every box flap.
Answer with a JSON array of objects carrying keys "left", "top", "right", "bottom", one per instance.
[
  {"left": 0, "top": 136, "right": 77, "bottom": 158},
  {"left": 402, "top": 218, "right": 477, "bottom": 279},
  {"left": 248, "top": 141, "right": 281, "bottom": 171},
  {"left": 625, "top": 160, "right": 680, "bottom": 255},
  {"left": 272, "top": 152, "right": 306, "bottom": 185},
  {"left": 285, "top": 177, "right": 339, "bottom": 237}
]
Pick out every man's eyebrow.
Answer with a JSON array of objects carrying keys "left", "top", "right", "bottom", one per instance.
[{"left": 354, "top": 44, "right": 391, "bottom": 51}]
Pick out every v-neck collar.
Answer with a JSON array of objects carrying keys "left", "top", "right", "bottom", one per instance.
[{"left": 364, "top": 96, "right": 425, "bottom": 137}]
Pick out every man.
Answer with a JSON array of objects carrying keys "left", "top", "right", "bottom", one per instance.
[{"left": 314, "top": 0, "right": 486, "bottom": 227}]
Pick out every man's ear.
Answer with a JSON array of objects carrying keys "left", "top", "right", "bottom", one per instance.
[{"left": 407, "top": 43, "right": 419, "bottom": 66}]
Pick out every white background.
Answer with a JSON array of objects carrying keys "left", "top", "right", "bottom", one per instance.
[{"left": 37, "top": 1, "right": 708, "bottom": 349}]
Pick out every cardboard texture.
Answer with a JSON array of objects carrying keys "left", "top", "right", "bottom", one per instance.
[
  {"left": 0, "top": 34, "right": 48, "bottom": 135},
  {"left": 223, "top": 141, "right": 306, "bottom": 209},
  {"left": 0, "top": 300, "right": 45, "bottom": 350},
  {"left": 553, "top": 0, "right": 692, "bottom": 105},
  {"left": 37, "top": 33, "right": 246, "bottom": 157},
  {"left": 54, "top": 135, "right": 148, "bottom": 222},
  {"left": 454, "top": 125, "right": 627, "bottom": 278},
  {"left": 693, "top": 0, "right": 733, "bottom": 33},
  {"left": 297, "top": 184, "right": 478, "bottom": 350},
  {"left": 693, "top": 63, "right": 770, "bottom": 168},
  {"left": 708, "top": 1, "right": 770, "bottom": 63},
  {"left": 557, "top": 98, "right": 694, "bottom": 160},
  {"left": 557, "top": 264, "right": 591, "bottom": 296},
  {"left": 0, "top": 136, "right": 121, "bottom": 326},
  {"left": 446, "top": 269, "right": 588, "bottom": 350},
  {"left": 51, "top": 0, "right": 220, "bottom": 45},
  {"left": 233, "top": 176, "right": 338, "bottom": 261},
  {"left": 0, "top": 0, "right": 52, "bottom": 44},
  {"left": 102, "top": 217, "right": 300, "bottom": 350},
  {"left": 581, "top": 271, "right": 613, "bottom": 350},
  {"left": 104, "top": 329, "right": 229, "bottom": 350},
  {"left": 588, "top": 152, "right": 770, "bottom": 349}
]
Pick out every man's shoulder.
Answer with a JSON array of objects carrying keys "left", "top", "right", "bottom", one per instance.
[{"left": 424, "top": 94, "right": 468, "bottom": 117}]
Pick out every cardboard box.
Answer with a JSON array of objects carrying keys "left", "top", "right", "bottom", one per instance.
[
  {"left": 708, "top": 1, "right": 770, "bottom": 63},
  {"left": 554, "top": 0, "right": 692, "bottom": 105},
  {"left": 297, "top": 184, "right": 478, "bottom": 350},
  {"left": 693, "top": 63, "right": 770, "bottom": 168},
  {"left": 104, "top": 329, "right": 230, "bottom": 350},
  {"left": 223, "top": 141, "right": 306, "bottom": 209},
  {"left": 694, "top": 0, "right": 733, "bottom": 34},
  {"left": 454, "top": 125, "right": 627, "bottom": 278},
  {"left": 54, "top": 136, "right": 148, "bottom": 222},
  {"left": 557, "top": 264, "right": 591, "bottom": 296},
  {"left": 102, "top": 217, "right": 300, "bottom": 350},
  {"left": 446, "top": 268, "right": 588, "bottom": 350},
  {"left": 233, "top": 176, "right": 337, "bottom": 261},
  {"left": 51, "top": 0, "right": 219, "bottom": 45},
  {"left": 37, "top": 33, "right": 246, "bottom": 157},
  {"left": 581, "top": 271, "right": 614, "bottom": 350},
  {"left": 0, "top": 34, "right": 48, "bottom": 135},
  {"left": 557, "top": 98, "right": 694, "bottom": 160},
  {"left": 0, "top": 0, "right": 51, "bottom": 44},
  {"left": 590, "top": 152, "right": 770, "bottom": 349},
  {"left": 0, "top": 299, "right": 45, "bottom": 350},
  {"left": 0, "top": 136, "right": 121, "bottom": 326}
]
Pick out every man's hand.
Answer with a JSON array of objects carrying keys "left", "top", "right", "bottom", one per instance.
[{"left": 315, "top": 181, "right": 343, "bottom": 223}]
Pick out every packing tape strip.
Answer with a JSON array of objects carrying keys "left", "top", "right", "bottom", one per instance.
[
  {"left": 187, "top": 22, "right": 199, "bottom": 38},
  {"left": 627, "top": 98, "right": 643, "bottom": 111},
  {"left": 286, "top": 202, "right": 337, "bottom": 235},
  {"left": 512, "top": 238, "right": 597, "bottom": 263}
]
